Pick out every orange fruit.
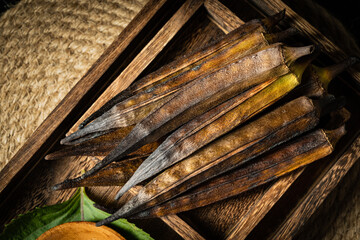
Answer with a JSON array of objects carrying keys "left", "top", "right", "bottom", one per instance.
[{"left": 37, "top": 221, "right": 125, "bottom": 240}]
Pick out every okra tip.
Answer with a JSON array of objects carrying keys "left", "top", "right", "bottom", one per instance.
[
  {"left": 325, "top": 125, "right": 346, "bottom": 146},
  {"left": 96, "top": 215, "right": 118, "bottom": 227},
  {"left": 51, "top": 183, "right": 66, "bottom": 191},
  {"left": 262, "top": 9, "right": 286, "bottom": 31},
  {"left": 348, "top": 56, "right": 360, "bottom": 66},
  {"left": 321, "top": 56, "right": 360, "bottom": 89},
  {"left": 50, "top": 174, "right": 88, "bottom": 192},
  {"left": 93, "top": 203, "right": 116, "bottom": 214},
  {"left": 265, "top": 27, "right": 298, "bottom": 43},
  {"left": 96, "top": 204, "right": 133, "bottom": 226},
  {"left": 78, "top": 89, "right": 133, "bottom": 129},
  {"left": 51, "top": 182, "right": 65, "bottom": 191},
  {"left": 45, "top": 147, "right": 75, "bottom": 160},
  {"left": 283, "top": 44, "right": 315, "bottom": 65},
  {"left": 114, "top": 186, "right": 128, "bottom": 200},
  {"left": 315, "top": 95, "right": 346, "bottom": 117},
  {"left": 60, "top": 130, "right": 88, "bottom": 145},
  {"left": 51, "top": 178, "right": 80, "bottom": 191},
  {"left": 44, "top": 153, "right": 56, "bottom": 160},
  {"left": 60, "top": 128, "right": 112, "bottom": 145},
  {"left": 114, "top": 164, "right": 152, "bottom": 200}
]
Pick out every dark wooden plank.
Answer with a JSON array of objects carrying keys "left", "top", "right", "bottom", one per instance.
[
  {"left": 271, "top": 135, "right": 360, "bottom": 240},
  {"left": 0, "top": 0, "right": 169, "bottom": 195}
]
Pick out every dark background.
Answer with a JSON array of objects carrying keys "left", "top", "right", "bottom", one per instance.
[
  {"left": 0, "top": 0, "right": 15, "bottom": 14},
  {"left": 315, "top": 0, "right": 360, "bottom": 41}
]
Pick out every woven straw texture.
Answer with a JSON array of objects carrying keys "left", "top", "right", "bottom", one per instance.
[
  {"left": 0, "top": 0, "right": 359, "bottom": 239},
  {"left": 0, "top": 0, "right": 148, "bottom": 169}
]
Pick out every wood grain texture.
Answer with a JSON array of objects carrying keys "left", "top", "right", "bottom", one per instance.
[
  {"left": 270, "top": 135, "right": 360, "bottom": 240},
  {"left": 248, "top": 0, "right": 360, "bottom": 82},
  {"left": 161, "top": 215, "right": 206, "bottom": 240},
  {"left": 204, "top": 0, "right": 244, "bottom": 33},
  {"left": 225, "top": 169, "right": 303, "bottom": 240},
  {"left": 0, "top": 0, "right": 169, "bottom": 195}
]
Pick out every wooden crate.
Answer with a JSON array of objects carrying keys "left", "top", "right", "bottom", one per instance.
[{"left": 1, "top": 0, "right": 359, "bottom": 239}]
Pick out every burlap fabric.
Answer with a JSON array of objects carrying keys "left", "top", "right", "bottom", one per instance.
[{"left": 0, "top": 0, "right": 358, "bottom": 239}]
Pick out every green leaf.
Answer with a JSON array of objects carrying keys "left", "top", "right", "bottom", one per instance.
[{"left": 0, "top": 188, "right": 153, "bottom": 240}]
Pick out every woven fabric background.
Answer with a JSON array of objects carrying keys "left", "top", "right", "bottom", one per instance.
[{"left": 0, "top": 0, "right": 358, "bottom": 239}]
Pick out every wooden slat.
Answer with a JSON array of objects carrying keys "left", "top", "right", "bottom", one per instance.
[
  {"left": 0, "top": 0, "right": 169, "bottom": 195},
  {"left": 248, "top": 0, "right": 360, "bottom": 82},
  {"left": 69, "top": 0, "right": 204, "bottom": 134},
  {"left": 225, "top": 170, "right": 303, "bottom": 240},
  {"left": 161, "top": 215, "right": 206, "bottom": 240},
  {"left": 204, "top": 0, "right": 244, "bottom": 33},
  {"left": 271, "top": 135, "right": 360, "bottom": 240}
]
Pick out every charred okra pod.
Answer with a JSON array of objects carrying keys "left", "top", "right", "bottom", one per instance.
[
  {"left": 96, "top": 95, "right": 335, "bottom": 226},
  {"left": 131, "top": 125, "right": 346, "bottom": 218},
  {"left": 78, "top": 11, "right": 286, "bottom": 130},
  {"left": 115, "top": 49, "right": 315, "bottom": 198},
  {"left": 62, "top": 28, "right": 296, "bottom": 145},
  {"left": 58, "top": 43, "right": 314, "bottom": 192}
]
